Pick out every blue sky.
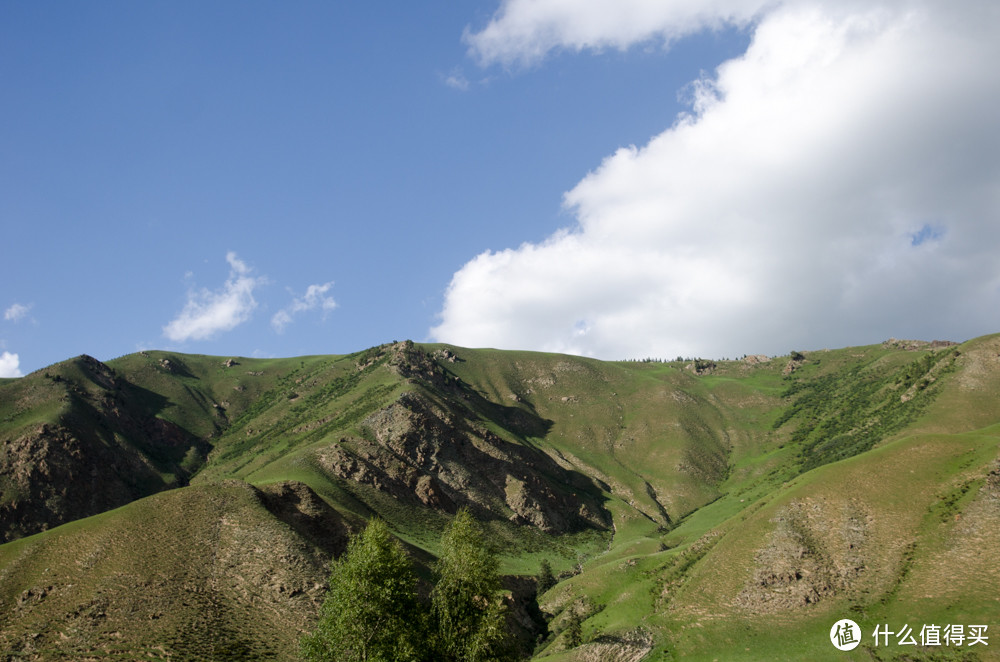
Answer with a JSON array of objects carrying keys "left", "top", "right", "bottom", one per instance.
[{"left": 3, "top": 1, "right": 1000, "bottom": 377}]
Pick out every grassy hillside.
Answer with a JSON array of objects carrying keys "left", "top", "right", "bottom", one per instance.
[
  {"left": 527, "top": 337, "right": 1000, "bottom": 661},
  {"left": 0, "top": 480, "right": 350, "bottom": 660},
  {"left": 2, "top": 335, "right": 999, "bottom": 660}
]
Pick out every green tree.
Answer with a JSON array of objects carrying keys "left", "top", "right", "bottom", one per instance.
[
  {"left": 431, "top": 509, "right": 511, "bottom": 661},
  {"left": 563, "top": 611, "right": 582, "bottom": 649},
  {"left": 536, "top": 559, "right": 556, "bottom": 593},
  {"left": 301, "top": 518, "right": 425, "bottom": 662}
]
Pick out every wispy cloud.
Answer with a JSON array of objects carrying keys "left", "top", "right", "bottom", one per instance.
[
  {"left": 0, "top": 351, "right": 21, "bottom": 378},
  {"left": 443, "top": 67, "right": 471, "bottom": 91},
  {"left": 4, "top": 302, "right": 32, "bottom": 323},
  {"left": 163, "top": 252, "right": 265, "bottom": 342},
  {"left": 271, "top": 282, "right": 337, "bottom": 333}
]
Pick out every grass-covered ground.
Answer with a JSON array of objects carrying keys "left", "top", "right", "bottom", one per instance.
[{"left": 2, "top": 335, "right": 999, "bottom": 660}]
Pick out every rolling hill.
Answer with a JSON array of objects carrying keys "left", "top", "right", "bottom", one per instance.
[{"left": 1, "top": 335, "right": 999, "bottom": 660}]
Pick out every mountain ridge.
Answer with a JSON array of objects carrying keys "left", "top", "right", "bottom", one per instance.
[{"left": 2, "top": 335, "right": 999, "bottom": 660}]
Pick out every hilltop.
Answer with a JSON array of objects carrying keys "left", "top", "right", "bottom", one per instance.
[{"left": 2, "top": 336, "right": 999, "bottom": 660}]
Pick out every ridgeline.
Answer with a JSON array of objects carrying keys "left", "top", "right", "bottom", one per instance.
[{"left": 2, "top": 336, "right": 999, "bottom": 660}]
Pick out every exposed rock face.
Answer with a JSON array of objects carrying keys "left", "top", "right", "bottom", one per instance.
[
  {"left": 988, "top": 461, "right": 1000, "bottom": 500},
  {"left": 782, "top": 357, "right": 806, "bottom": 376},
  {"left": 0, "top": 356, "right": 207, "bottom": 543},
  {"left": 686, "top": 359, "right": 717, "bottom": 376},
  {"left": 502, "top": 575, "right": 550, "bottom": 657},
  {"left": 317, "top": 390, "right": 609, "bottom": 533},
  {"left": 2, "top": 424, "right": 146, "bottom": 542},
  {"left": 318, "top": 341, "right": 611, "bottom": 533},
  {"left": 573, "top": 629, "right": 654, "bottom": 662},
  {"left": 883, "top": 338, "right": 957, "bottom": 351},
  {"left": 1, "top": 344, "right": 610, "bottom": 542},
  {"left": 736, "top": 500, "right": 869, "bottom": 612},
  {"left": 256, "top": 480, "right": 352, "bottom": 555},
  {"left": 433, "top": 347, "right": 460, "bottom": 363},
  {"left": 312, "top": 342, "right": 610, "bottom": 533}
]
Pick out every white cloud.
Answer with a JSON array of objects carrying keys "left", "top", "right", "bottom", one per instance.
[
  {"left": 436, "top": 1, "right": 1000, "bottom": 358},
  {"left": 271, "top": 282, "right": 337, "bottom": 333},
  {"left": 443, "top": 68, "right": 471, "bottom": 91},
  {"left": 465, "top": 0, "right": 770, "bottom": 67},
  {"left": 4, "top": 303, "right": 32, "bottom": 323},
  {"left": 163, "top": 252, "right": 265, "bottom": 342},
  {"left": 271, "top": 310, "right": 294, "bottom": 334},
  {"left": 0, "top": 351, "right": 21, "bottom": 378}
]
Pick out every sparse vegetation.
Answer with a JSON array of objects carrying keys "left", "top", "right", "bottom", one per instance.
[
  {"left": 2, "top": 336, "right": 1000, "bottom": 661},
  {"left": 772, "top": 347, "right": 959, "bottom": 471}
]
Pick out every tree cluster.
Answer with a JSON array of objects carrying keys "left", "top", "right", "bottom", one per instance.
[{"left": 301, "top": 509, "right": 515, "bottom": 662}]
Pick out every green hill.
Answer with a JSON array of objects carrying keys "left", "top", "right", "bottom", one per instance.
[{"left": 2, "top": 336, "right": 999, "bottom": 660}]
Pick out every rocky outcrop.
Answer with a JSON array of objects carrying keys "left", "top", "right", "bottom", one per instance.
[
  {"left": 2, "top": 425, "right": 138, "bottom": 541},
  {"left": 256, "top": 480, "right": 352, "bottom": 555},
  {"left": 316, "top": 389, "right": 609, "bottom": 534},
  {"left": 782, "top": 355, "right": 806, "bottom": 376},
  {"left": 573, "top": 629, "right": 654, "bottom": 662},
  {"left": 0, "top": 356, "right": 208, "bottom": 542},
  {"left": 883, "top": 338, "right": 957, "bottom": 351},
  {"left": 686, "top": 359, "right": 717, "bottom": 376},
  {"left": 736, "top": 500, "right": 869, "bottom": 612}
]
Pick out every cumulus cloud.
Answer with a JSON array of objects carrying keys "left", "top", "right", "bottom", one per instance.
[
  {"left": 163, "top": 252, "right": 264, "bottom": 342},
  {"left": 436, "top": 1, "right": 1000, "bottom": 358},
  {"left": 0, "top": 351, "right": 21, "bottom": 378},
  {"left": 4, "top": 303, "right": 32, "bottom": 323},
  {"left": 271, "top": 282, "right": 337, "bottom": 333}
]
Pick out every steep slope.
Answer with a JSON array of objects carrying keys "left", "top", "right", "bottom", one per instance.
[
  {"left": 434, "top": 346, "right": 787, "bottom": 526},
  {"left": 639, "top": 427, "right": 1000, "bottom": 660},
  {"left": 530, "top": 337, "right": 1000, "bottom": 661},
  {"left": 1, "top": 336, "right": 999, "bottom": 661},
  {"left": 0, "top": 355, "right": 210, "bottom": 542},
  {"left": 0, "top": 480, "right": 349, "bottom": 660},
  {"left": 172, "top": 341, "right": 615, "bottom": 548}
]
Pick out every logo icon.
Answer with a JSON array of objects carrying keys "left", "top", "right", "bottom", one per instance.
[{"left": 831, "top": 619, "right": 861, "bottom": 651}]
